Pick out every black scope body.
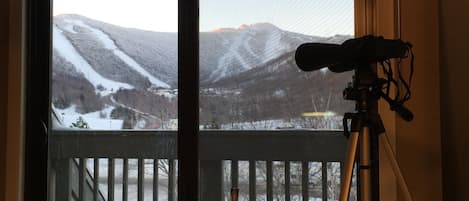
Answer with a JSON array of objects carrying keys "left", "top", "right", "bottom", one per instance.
[{"left": 295, "top": 35, "right": 410, "bottom": 73}]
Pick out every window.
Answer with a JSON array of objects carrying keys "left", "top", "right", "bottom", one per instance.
[
  {"left": 199, "top": 1, "right": 357, "bottom": 201},
  {"left": 25, "top": 1, "right": 365, "bottom": 201},
  {"left": 49, "top": 1, "right": 180, "bottom": 201},
  {"left": 199, "top": 0, "right": 355, "bottom": 130},
  {"left": 52, "top": 0, "right": 178, "bottom": 130}
]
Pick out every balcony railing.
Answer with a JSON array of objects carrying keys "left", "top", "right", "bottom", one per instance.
[{"left": 49, "top": 130, "right": 351, "bottom": 201}]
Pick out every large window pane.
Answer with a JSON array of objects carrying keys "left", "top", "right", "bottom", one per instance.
[
  {"left": 199, "top": 1, "right": 355, "bottom": 201},
  {"left": 50, "top": 1, "right": 178, "bottom": 201},
  {"left": 52, "top": 0, "right": 178, "bottom": 130},
  {"left": 200, "top": 0, "right": 354, "bottom": 130}
]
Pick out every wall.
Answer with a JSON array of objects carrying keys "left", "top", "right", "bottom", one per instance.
[
  {"left": 0, "top": 0, "right": 10, "bottom": 199},
  {"left": 2, "top": 0, "right": 24, "bottom": 200},
  {"left": 373, "top": 0, "right": 443, "bottom": 201},
  {"left": 397, "top": 0, "right": 442, "bottom": 201},
  {"left": 375, "top": 0, "right": 398, "bottom": 200},
  {"left": 440, "top": 1, "right": 469, "bottom": 201}
]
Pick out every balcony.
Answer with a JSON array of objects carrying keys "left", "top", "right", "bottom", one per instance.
[{"left": 49, "top": 130, "right": 352, "bottom": 201}]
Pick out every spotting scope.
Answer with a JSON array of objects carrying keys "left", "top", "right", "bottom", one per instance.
[{"left": 295, "top": 35, "right": 411, "bottom": 72}]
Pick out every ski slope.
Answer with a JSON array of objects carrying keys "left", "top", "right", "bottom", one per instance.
[
  {"left": 72, "top": 20, "right": 170, "bottom": 88},
  {"left": 53, "top": 25, "right": 134, "bottom": 96},
  {"left": 53, "top": 105, "right": 124, "bottom": 130}
]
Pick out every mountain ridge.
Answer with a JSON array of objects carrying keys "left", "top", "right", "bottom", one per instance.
[
  {"left": 52, "top": 14, "right": 354, "bottom": 129},
  {"left": 54, "top": 14, "right": 351, "bottom": 86}
]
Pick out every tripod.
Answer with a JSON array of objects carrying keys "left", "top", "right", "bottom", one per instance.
[{"left": 338, "top": 67, "right": 414, "bottom": 201}]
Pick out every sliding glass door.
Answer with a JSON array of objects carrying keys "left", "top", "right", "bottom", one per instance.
[{"left": 47, "top": 1, "right": 359, "bottom": 201}]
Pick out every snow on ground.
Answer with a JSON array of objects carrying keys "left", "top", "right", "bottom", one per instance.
[
  {"left": 86, "top": 159, "right": 328, "bottom": 201},
  {"left": 151, "top": 88, "right": 178, "bottom": 99},
  {"left": 218, "top": 119, "right": 295, "bottom": 130},
  {"left": 209, "top": 24, "right": 290, "bottom": 82},
  {"left": 53, "top": 25, "right": 134, "bottom": 96},
  {"left": 217, "top": 117, "right": 343, "bottom": 130},
  {"left": 90, "top": 159, "right": 169, "bottom": 181},
  {"left": 62, "top": 22, "right": 78, "bottom": 34},
  {"left": 85, "top": 159, "right": 171, "bottom": 201},
  {"left": 53, "top": 105, "right": 123, "bottom": 130},
  {"left": 263, "top": 29, "right": 284, "bottom": 63},
  {"left": 71, "top": 20, "right": 170, "bottom": 88},
  {"left": 201, "top": 88, "right": 241, "bottom": 96},
  {"left": 211, "top": 30, "right": 252, "bottom": 81},
  {"left": 243, "top": 37, "right": 262, "bottom": 61},
  {"left": 227, "top": 195, "right": 324, "bottom": 201}
]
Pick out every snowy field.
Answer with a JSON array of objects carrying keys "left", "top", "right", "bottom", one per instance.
[
  {"left": 217, "top": 117, "right": 344, "bottom": 130},
  {"left": 53, "top": 105, "right": 124, "bottom": 130},
  {"left": 85, "top": 159, "right": 172, "bottom": 201}
]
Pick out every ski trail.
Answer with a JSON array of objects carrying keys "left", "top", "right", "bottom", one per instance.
[
  {"left": 73, "top": 20, "right": 170, "bottom": 88},
  {"left": 211, "top": 31, "right": 252, "bottom": 81},
  {"left": 263, "top": 30, "right": 284, "bottom": 63},
  {"left": 53, "top": 25, "right": 133, "bottom": 96}
]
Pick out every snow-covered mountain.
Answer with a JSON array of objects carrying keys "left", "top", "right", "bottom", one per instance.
[
  {"left": 54, "top": 14, "right": 173, "bottom": 90},
  {"left": 54, "top": 14, "right": 351, "bottom": 87},
  {"left": 200, "top": 23, "right": 306, "bottom": 82},
  {"left": 200, "top": 23, "right": 352, "bottom": 82},
  {"left": 52, "top": 14, "right": 353, "bottom": 129}
]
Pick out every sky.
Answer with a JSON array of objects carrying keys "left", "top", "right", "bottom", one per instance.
[{"left": 54, "top": 0, "right": 354, "bottom": 37}]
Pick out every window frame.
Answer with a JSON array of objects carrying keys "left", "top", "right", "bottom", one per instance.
[
  {"left": 23, "top": 0, "right": 374, "bottom": 201},
  {"left": 24, "top": 0, "right": 51, "bottom": 200}
]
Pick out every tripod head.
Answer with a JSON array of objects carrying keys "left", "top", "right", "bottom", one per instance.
[
  {"left": 340, "top": 63, "right": 414, "bottom": 139},
  {"left": 343, "top": 65, "right": 414, "bottom": 122}
]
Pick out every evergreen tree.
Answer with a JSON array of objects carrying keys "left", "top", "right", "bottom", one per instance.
[{"left": 70, "top": 116, "right": 89, "bottom": 129}]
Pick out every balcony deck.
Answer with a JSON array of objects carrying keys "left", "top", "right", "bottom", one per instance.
[{"left": 49, "top": 130, "right": 352, "bottom": 201}]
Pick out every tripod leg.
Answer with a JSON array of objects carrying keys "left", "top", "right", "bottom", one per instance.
[
  {"left": 360, "top": 127, "right": 372, "bottom": 201},
  {"left": 379, "top": 133, "right": 414, "bottom": 201},
  {"left": 339, "top": 131, "right": 360, "bottom": 201}
]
